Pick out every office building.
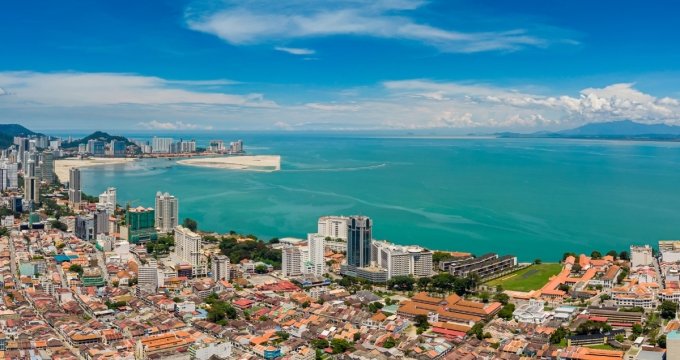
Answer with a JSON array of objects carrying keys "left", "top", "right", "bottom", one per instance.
[
  {"left": 317, "top": 216, "right": 350, "bottom": 241},
  {"left": 75, "top": 215, "right": 95, "bottom": 241},
  {"left": 24, "top": 176, "right": 39, "bottom": 207},
  {"left": 174, "top": 225, "right": 206, "bottom": 277},
  {"left": 87, "top": 139, "right": 106, "bottom": 156},
  {"left": 282, "top": 245, "right": 304, "bottom": 277},
  {"left": 155, "top": 191, "right": 178, "bottom": 233},
  {"left": 125, "top": 207, "right": 157, "bottom": 243},
  {"left": 97, "top": 187, "right": 117, "bottom": 214},
  {"left": 347, "top": 216, "right": 372, "bottom": 268},
  {"left": 211, "top": 255, "right": 230, "bottom": 282},
  {"left": 152, "top": 137, "right": 174, "bottom": 153},
  {"left": 38, "top": 151, "right": 55, "bottom": 184},
  {"left": 68, "top": 168, "right": 81, "bottom": 206},
  {"left": 371, "top": 240, "right": 433, "bottom": 279},
  {"left": 307, "top": 233, "right": 325, "bottom": 276},
  {"left": 110, "top": 139, "right": 126, "bottom": 157}
]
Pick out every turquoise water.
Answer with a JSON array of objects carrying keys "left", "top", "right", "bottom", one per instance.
[{"left": 80, "top": 134, "right": 680, "bottom": 261}]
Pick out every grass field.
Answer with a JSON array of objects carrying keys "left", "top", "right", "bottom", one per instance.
[{"left": 486, "top": 263, "right": 563, "bottom": 292}]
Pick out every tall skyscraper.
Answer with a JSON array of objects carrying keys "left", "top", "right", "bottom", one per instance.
[
  {"left": 87, "top": 140, "right": 106, "bottom": 156},
  {"left": 24, "top": 175, "right": 40, "bottom": 207},
  {"left": 152, "top": 137, "right": 174, "bottom": 153},
  {"left": 174, "top": 225, "right": 206, "bottom": 277},
  {"left": 211, "top": 255, "right": 230, "bottom": 282},
  {"left": 110, "top": 139, "right": 126, "bottom": 157},
  {"left": 139, "top": 259, "right": 162, "bottom": 293},
  {"left": 97, "top": 187, "right": 117, "bottom": 214},
  {"left": 125, "top": 207, "right": 157, "bottom": 243},
  {"left": 38, "top": 151, "right": 55, "bottom": 184},
  {"left": 347, "top": 216, "right": 372, "bottom": 268},
  {"left": 282, "top": 245, "right": 303, "bottom": 277},
  {"left": 68, "top": 167, "right": 81, "bottom": 206},
  {"left": 155, "top": 192, "right": 178, "bottom": 233},
  {"left": 307, "top": 233, "right": 326, "bottom": 276}
]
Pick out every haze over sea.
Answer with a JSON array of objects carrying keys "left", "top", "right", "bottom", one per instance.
[{"left": 75, "top": 133, "right": 680, "bottom": 261}]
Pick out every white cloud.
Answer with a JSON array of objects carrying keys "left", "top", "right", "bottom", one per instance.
[
  {"left": 185, "top": 0, "right": 555, "bottom": 53},
  {"left": 0, "top": 71, "right": 275, "bottom": 108},
  {"left": 305, "top": 102, "right": 359, "bottom": 111},
  {"left": 139, "top": 120, "right": 214, "bottom": 130},
  {"left": 275, "top": 47, "right": 316, "bottom": 55}
]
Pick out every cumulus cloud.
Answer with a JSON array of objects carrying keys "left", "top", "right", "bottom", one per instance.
[
  {"left": 275, "top": 47, "right": 316, "bottom": 55},
  {"left": 139, "top": 120, "right": 214, "bottom": 130},
  {"left": 305, "top": 102, "right": 359, "bottom": 111},
  {"left": 185, "top": 0, "right": 557, "bottom": 53}
]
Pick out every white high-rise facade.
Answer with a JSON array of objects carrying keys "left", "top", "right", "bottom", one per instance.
[
  {"left": 174, "top": 225, "right": 206, "bottom": 277},
  {"left": 155, "top": 192, "right": 178, "bottom": 233},
  {"left": 371, "top": 240, "right": 433, "bottom": 280},
  {"left": 97, "top": 187, "right": 117, "bottom": 214},
  {"left": 307, "top": 233, "right": 326, "bottom": 276},
  {"left": 282, "top": 245, "right": 303, "bottom": 277},
  {"left": 317, "top": 216, "right": 350, "bottom": 240},
  {"left": 152, "top": 137, "right": 174, "bottom": 153},
  {"left": 68, "top": 168, "right": 81, "bottom": 206},
  {"left": 211, "top": 255, "right": 230, "bottom": 282},
  {"left": 138, "top": 259, "right": 163, "bottom": 293}
]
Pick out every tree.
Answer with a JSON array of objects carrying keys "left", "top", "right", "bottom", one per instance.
[
  {"left": 69, "top": 264, "right": 83, "bottom": 276},
  {"left": 383, "top": 337, "right": 396, "bottom": 349},
  {"left": 571, "top": 264, "right": 582, "bottom": 273},
  {"left": 550, "top": 327, "right": 568, "bottom": 344},
  {"left": 275, "top": 331, "right": 290, "bottom": 342},
  {"left": 558, "top": 284, "right": 570, "bottom": 292},
  {"left": 494, "top": 293, "right": 510, "bottom": 305},
  {"left": 432, "top": 251, "right": 454, "bottom": 264},
  {"left": 467, "top": 322, "right": 486, "bottom": 340},
  {"left": 606, "top": 250, "right": 618, "bottom": 259},
  {"left": 255, "top": 264, "right": 268, "bottom": 274},
  {"left": 562, "top": 252, "right": 577, "bottom": 261},
  {"left": 590, "top": 251, "right": 602, "bottom": 259},
  {"left": 658, "top": 334, "right": 667, "bottom": 348},
  {"left": 417, "top": 277, "right": 431, "bottom": 290},
  {"left": 387, "top": 276, "right": 415, "bottom": 291},
  {"left": 330, "top": 338, "right": 353, "bottom": 354},
  {"left": 660, "top": 301, "right": 678, "bottom": 320},
  {"left": 497, "top": 303, "right": 515, "bottom": 320},
  {"left": 632, "top": 323, "right": 643, "bottom": 337},
  {"left": 599, "top": 294, "right": 611, "bottom": 301},
  {"left": 182, "top": 218, "right": 198, "bottom": 232},
  {"left": 312, "top": 339, "right": 329, "bottom": 349},
  {"left": 534, "top": 258, "right": 542, "bottom": 265},
  {"left": 479, "top": 292, "right": 490, "bottom": 303},
  {"left": 51, "top": 220, "right": 68, "bottom": 231},
  {"left": 619, "top": 251, "right": 630, "bottom": 261}
]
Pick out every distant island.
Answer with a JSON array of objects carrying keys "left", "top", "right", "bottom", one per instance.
[{"left": 497, "top": 120, "right": 680, "bottom": 141}]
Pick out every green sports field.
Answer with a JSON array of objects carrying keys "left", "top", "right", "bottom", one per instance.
[{"left": 486, "top": 263, "right": 562, "bottom": 292}]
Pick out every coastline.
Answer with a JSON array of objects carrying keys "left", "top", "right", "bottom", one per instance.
[
  {"left": 54, "top": 157, "right": 137, "bottom": 182},
  {"left": 177, "top": 155, "right": 281, "bottom": 172}
]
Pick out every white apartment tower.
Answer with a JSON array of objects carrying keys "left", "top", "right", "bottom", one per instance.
[
  {"left": 152, "top": 137, "right": 174, "bottom": 153},
  {"left": 631, "top": 245, "right": 654, "bottom": 268},
  {"left": 307, "top": 233, "right": 326, "bottom": 276},
  {"left": 211, "top": 255, "right": 230, "bottom": 282},
  {"left": 138, "top": 259, "right": 162, "bottom": 293},
  {"left": 317, "top": 216, "right": 350, "bottom": 240},
  {"left": 174, "top": 225, "right": 206, "bottom": 277},
  {"left": 282, "top": 245, "right": 304, "bottom": 277},
  {"left": 97, "top": 187, "right": 117, "bottom": 214},
  {"left": 155, "top": 192, "right": 178, "bottom": 233},
  {"left": 371, "top": 240, "right": 434, "bottom": 280}
]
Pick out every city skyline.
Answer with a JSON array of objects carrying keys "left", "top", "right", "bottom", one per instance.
[{"left": 2, "top": 1, "right": 680, "bottom": 132}]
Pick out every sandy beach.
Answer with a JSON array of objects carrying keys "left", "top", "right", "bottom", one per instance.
[
  {"left": 177, "top": 155, "right": 281, "bottom": 172},
  {"left": 54, "top": 157, "right": 137, "bottom": 181}
]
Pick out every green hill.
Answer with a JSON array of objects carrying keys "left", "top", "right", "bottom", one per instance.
[
  {"left": 0, "top": 124, "right": 41, "bottom": 148},
  {"left": 62, "top": 131, "right": 136, "bottom": 149}
]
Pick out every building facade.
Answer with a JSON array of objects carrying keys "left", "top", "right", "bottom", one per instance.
[{"left": 155, "top": 192, "right": 178, "bottom": 233}]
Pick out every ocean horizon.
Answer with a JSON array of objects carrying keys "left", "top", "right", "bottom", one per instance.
[{"left": 77, "top": 133, "right": 680, "bottom": 262}]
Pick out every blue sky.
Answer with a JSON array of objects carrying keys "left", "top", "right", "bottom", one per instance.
[{"left": 1, "top": 0, "right": 680, "bottom": 132}]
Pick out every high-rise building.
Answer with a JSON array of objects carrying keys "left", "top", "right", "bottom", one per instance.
[
  {"left": 174, "top": 225, "right": 206, "bottom": 277},
  {"left": 97, "top": 187, "right": 117, "bottom": 214},
  {"left": 24, "top": 176, "right": 39, "bottom": 207},
  {"left": 282, "top": 245, "right": 304, "bottom": 278},
  {"left": 75, "top": 214, "right": 95, "bottom": 241},
  {"left": 38, "top": 151, "right": 55, "bottom": 184},
  {"left": 94, "top": 210, "right": 109, "bottom": 235},
  {"left": 371, "top": 240, "right": 433, "bottom": 280},
  {"left": 347, "top": 216, "right": 372, "bottom": 268},
  {"left": 317, "top": 216, "right": 350, "bottom": 241},
  {"left": 155, "top": 192, "right": 178, "bottom": 233},
  {"left": 307, "top": 233, "right": 326, "bottom": 276},
  {"left": 211, "top": 255, "right": 230, "bottom": 282},
  {"left": 110, "top": 139, "right": 126, "bottom": 157},
  {"left": 229, "top": 140, "right": 243, "bottom": 153},
  {"left": 87, "top": 140, "right": 106, "bottom": 156},
  {"left": 125, "top": 207, "right": 157, "bottom": 243},
  {"left": 152, "top": 137, "right": 174, "bottom": 153},
  {"left": 631, "top": 245, "right": 653, "bottom": 268},
  {"left": 2, "top": 162, "right": 18, "bottom": 189},
  {"left": 139, "top": 259, "right": 162, "bottom": 293},
  {"left": 68, "top": 168, "right": 81, "bottom": 206}
]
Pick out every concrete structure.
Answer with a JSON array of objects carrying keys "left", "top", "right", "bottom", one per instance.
[
  {"left": 371, "top": 240, "right": 433, "bottom": 279},
  {"left": 347, "top": 216, "right": 372, "bottom": 268},
  {"left": 448, "top": 253, "right": 517, "bottom": 279},
  {"left": 97, "top": 187, "right": 117, "bottom": 215},
  {"left": 631, "top": 245, "right": 654, "bottom": 268},
  {"left": 189, "top": 341, "right": 233, "bottom": 360},
  {"left": 87, "top": 139, "right": 106, "bottom": 156},
  {"left": 307, "top": 233, "right": 325, "bottom": 276},
  {"left": 282, "top": 245, "right": 304, "bottom": 277},
  {"left": 668, "top": 331, "right": 680, "bottom": 360},
  {"left": 68, "top": 167, "right": 81, "bottom": 206},
  {"left": 38, "top": 150, "right": 55, "bottom": 184},
  {"left": 126, "top": 207, "right": 157, "bottom": 243},
  {"left": 138, "top": 259, "right": 162, "bottom": 293},
  {"left": 152, "top": 137, "right": 174, "bottom": 153},
  {"left": 110, "top": 139, "right": 126, "bottom": 157},
  {"left": 317, "top": 216, "right": 350, "bottom": 241},
  {"left": 23, "top": 175, "right": 39, "bottom": 207},
  {"left": 174, "top": 225, "right": 206, "bottom": 277},
  {"left": 211, "top": 255, "right": 230, "bottom": 282},
  {"left": 155, "top": 191, "right": 178, "bottom": 233},
  {"left": 75, "top": 215, "right": 95, "bottom": 241}
]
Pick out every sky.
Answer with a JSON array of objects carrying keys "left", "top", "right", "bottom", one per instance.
[{"left": 1, "top": 0, "right": 680, "bottom": 133}]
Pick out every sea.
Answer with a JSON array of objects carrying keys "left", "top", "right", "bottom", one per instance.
[{"left": 72, "top": 132, "right": 680, "bottom": 261}]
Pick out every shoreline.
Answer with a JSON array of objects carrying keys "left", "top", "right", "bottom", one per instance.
[
  {"left": 177, "top": 155, "right": 281, "bottom": 172},
  {"left": 54, "top": 157, "right": 137, "bottom": 182}
]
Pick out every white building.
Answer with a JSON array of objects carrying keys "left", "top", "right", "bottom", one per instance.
[
  {"left": 174, "top": 225, "right": 206, "bottom": 277},
  {"left": 371, "top": 240, "right": 433, "bottom": 280},
  {"left": 97, "top": 187, "right": 117, "bottom": 214},
  {"left": 68, "top": 167, "right": 81, "bottom": 206},
  {"left": 307, "top": 233, "right": 326, "bottom": 276},
  {"left": 317, "top": 216, "right": 350, "bottom": 241},
  {"left": 155, "top": 192, "right": 178, "bottom": 233},
  {"left": 138, "top": 259, "right": 162, "bottom": 293},
  {"left": 152, "top": 137, "right": 174, "bottom": 153},
  {"left": 190, "top": 341, "right": 232, "bottom": 360},
  {"left": 282, "top": 245, "right": 304, "bottom": 277},
  {"left": 212, "top": 255, "right": 230, "bottom": 282},
  {"left": 631, "top": 245, "right": 654, "bottom": 268}
]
